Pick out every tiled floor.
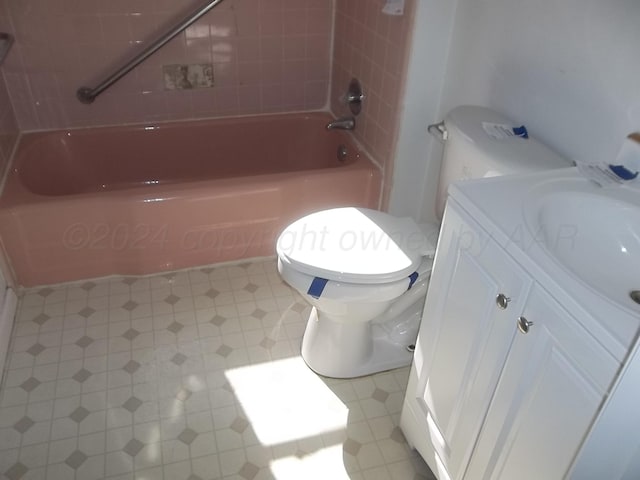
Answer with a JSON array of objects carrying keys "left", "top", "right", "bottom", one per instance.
[{"left": 0, "top": 258, "right": 435, "bottom": 480}]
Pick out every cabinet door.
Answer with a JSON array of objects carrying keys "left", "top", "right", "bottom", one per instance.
[
  {"left": 411, "top": 205, "right": 533, "bottom": 480},
  {"left": 465, "top": 286, "right": 619, "bottom": 480}
]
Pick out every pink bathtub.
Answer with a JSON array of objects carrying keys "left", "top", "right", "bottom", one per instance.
[{"left": 0, "top": 113, "right": 381, "bottom": 287}]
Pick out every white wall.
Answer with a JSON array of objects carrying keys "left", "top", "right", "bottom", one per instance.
[
  {"left": 391, "top": 0, "right": 640, "bottom": 223},
  {"left": 388, "top": 0, "right": 458, "bottom": 223}
]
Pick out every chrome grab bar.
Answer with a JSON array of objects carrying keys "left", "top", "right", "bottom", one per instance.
[{"left": 77, "top": 0, "right": 226, "bottom": 104}]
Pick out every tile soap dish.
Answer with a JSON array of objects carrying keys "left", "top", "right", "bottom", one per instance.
[{"left": 0, "top": 33, "right": 13, "bottom": 66}]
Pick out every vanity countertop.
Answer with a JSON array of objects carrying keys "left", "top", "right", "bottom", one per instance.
[{"left": 448, "top": 166, "right": 640, "bottom": 361}]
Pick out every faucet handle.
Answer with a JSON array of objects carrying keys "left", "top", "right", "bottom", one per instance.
[{"left": 346, "top": 78, "right": 364, "bottom": 116}]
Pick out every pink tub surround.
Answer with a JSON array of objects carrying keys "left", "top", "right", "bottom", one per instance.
[{"left": 0, "top": 113, "right": 381, "bottom": 287}]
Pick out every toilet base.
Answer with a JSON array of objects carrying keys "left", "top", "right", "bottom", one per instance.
[{"left": 300, "top": 298, "right": 423, "bottom": 379}]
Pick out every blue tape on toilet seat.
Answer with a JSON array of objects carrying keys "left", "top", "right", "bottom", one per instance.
[
  {"left": 308, "top": 273, "right": 418, "bottom": 298},
  {"left": 408, "top": 272, "right": 419, "bottom": 290},
  {"left": 308, "top": 277, "right": 329, "bottom": 298}
]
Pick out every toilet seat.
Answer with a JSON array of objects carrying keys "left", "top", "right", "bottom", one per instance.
[{"left": 276, "top": 207, "right": 436, "bottom": 284}]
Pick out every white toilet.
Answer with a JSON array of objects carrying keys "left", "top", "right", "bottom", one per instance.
[{"left": 277, "top": 105, "right": 570, "bottom": 378}]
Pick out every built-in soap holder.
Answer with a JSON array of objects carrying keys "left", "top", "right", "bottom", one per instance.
[{"left": 0, "top": 33, "right": 14, "bottom": 66}]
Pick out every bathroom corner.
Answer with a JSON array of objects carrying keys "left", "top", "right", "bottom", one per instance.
[
  {"left": 0, "top": 2, "right": 18, "bottom": 182},
  {"left": 0, "top": 3, "right": 19, "bottom": 381},
  {"left": 0, "top": 1, "right": 20, "bottom": 292}
]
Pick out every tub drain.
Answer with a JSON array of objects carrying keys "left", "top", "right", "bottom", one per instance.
[
  {"left": 406, "top": 344, "right": 416, "bottom": 353},
  {"left": 337, "top": 144, "right": 348, "bottom": 162},
  {"left": 630, "top": 290, "right": 640, "bottom": 305}
]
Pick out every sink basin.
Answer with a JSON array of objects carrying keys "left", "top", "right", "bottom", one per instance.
[{"left": 524, "top": 179, "right": 640, "bottom": 310}]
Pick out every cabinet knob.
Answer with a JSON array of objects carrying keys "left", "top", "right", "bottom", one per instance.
[
  {"left": 496, "top": 293, "right": 511, "bottom": 310},
  {"left": 517, "top": 316, "right": 534, "bottom": 334}
]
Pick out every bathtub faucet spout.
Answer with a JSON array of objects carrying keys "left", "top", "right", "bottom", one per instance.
[{"left": 326, "top": 116, "right": 355, "bottom": 131}]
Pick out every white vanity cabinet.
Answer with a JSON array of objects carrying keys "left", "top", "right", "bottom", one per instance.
[
  {"left": 464, "top": 283, "right": 618, "bottom": 480},
  {"left": 401, "top": 200, "right": 620, "bottom": 480}
]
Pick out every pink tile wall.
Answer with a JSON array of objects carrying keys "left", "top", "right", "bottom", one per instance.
[
  {"left": 0, "top": 2, "right": 20, "bottom": 289},
  {"left": 0, "top": 74, "right": 18, "bottom": 171},
  {"left": 0, "top": 1, "right": 19, "bottom": 176},
  {"left": 331, "top": 0, "right": 415, "bottom": 207},
  {"left": 1, "top": 0, "right": 333, "bottom": 130}
]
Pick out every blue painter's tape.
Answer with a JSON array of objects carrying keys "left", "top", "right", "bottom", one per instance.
[
  {"left": 513, "top": 125, "right": 529, "bottom": 139},
  {"left": 408, "top": 272, "right": 419, "bottom": 290},
  {"left": 609, "top": 164, "right": 639, "bottom": 180},
  {"left": 308, "top": 277, "right": 329, "bottom": 299}
]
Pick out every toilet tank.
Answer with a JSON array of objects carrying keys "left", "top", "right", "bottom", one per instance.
[{"left": 435, "top": 105, "right": 571, "bottom": 219}]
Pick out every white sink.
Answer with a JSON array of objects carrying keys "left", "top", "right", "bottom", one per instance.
[{"left": 524, "top": 179, "right": 640, "bottom": 310}]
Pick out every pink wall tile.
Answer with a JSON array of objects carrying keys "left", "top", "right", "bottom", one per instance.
[
  {"left": 283, "top": 10, "right": 307, "bottom": 35},
  {"left": 331, "top": 0, "right": 416, "bottom": 209},
  {"left": 237, "top": 85, "right": 261, "bottom": 113},
  {"left": 261, "top": 36, "right": 284, "bottom": 60},
  {"left": 284, "top": 37, "right": 306, "bottom": 60},
  {"left": 1, "top": 0, "right": 334, "bottom": 130},
  {"left": 213, "top": 62, "right": 238, "bottom": 87},
  {"left": 282, "top": 81, "right": 305, "bottom": 109},
  {"left": 306, "top": 35, "right": 331, "bottom": 59},
  {"left": 238, "top": 62, "right": 261, "bottom": 86},
  {"left": 304, "top": 80, "right": 328, "bottom": 109},
  {"left": 261, "top": 61, "right": 284, "bottom": 84},
  {"left": 261, "top": 84, "right": 284, "bottom": 111},
  {"left": 260, "top": 11, "right": 284, "bottom": 36},
  {"left": 237, "top": 37, "right": 261, "bottom": 62},
  {"left": 214, "top": 86, "right": 240, "bottom": 113},
  {"left": 0, "top": 1, "right": 19, "bottom": 175},
  {"left": 0, "top": 75, "right": 19, "bottom": 168}
]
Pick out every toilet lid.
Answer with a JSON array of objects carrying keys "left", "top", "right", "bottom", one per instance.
[{"left": 277, "top": 207, "right": 432, "bottom": 284}]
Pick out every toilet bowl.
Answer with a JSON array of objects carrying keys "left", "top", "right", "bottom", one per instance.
[
  {"left": 276, "top": 207, "right": 438, "bottom": 378},
  {"left": 277, "top": 106, "right": 572, "bottom": 379}
]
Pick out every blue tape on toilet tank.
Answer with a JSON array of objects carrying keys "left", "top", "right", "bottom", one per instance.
[
  {"left": 408, "top": 272, "right": 419, "bottom": 290},
  {"left": 308, "top": 277, "right": 329, "bottom": 298}
]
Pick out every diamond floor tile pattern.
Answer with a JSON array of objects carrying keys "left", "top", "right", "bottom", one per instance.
[
  {"left": 0, "top": 258, "right": 436, "bottom": 480},
  {"left": 65, "top": 450, "right": 87, "bottom": 469}
]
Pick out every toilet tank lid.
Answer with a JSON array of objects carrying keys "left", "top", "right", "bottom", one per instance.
[
  {"left": 446, "top": 105, "right": 572, "bottom": 172},
  {"left": 276, "top": 207, "right": 433, "bottom": 284}
]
